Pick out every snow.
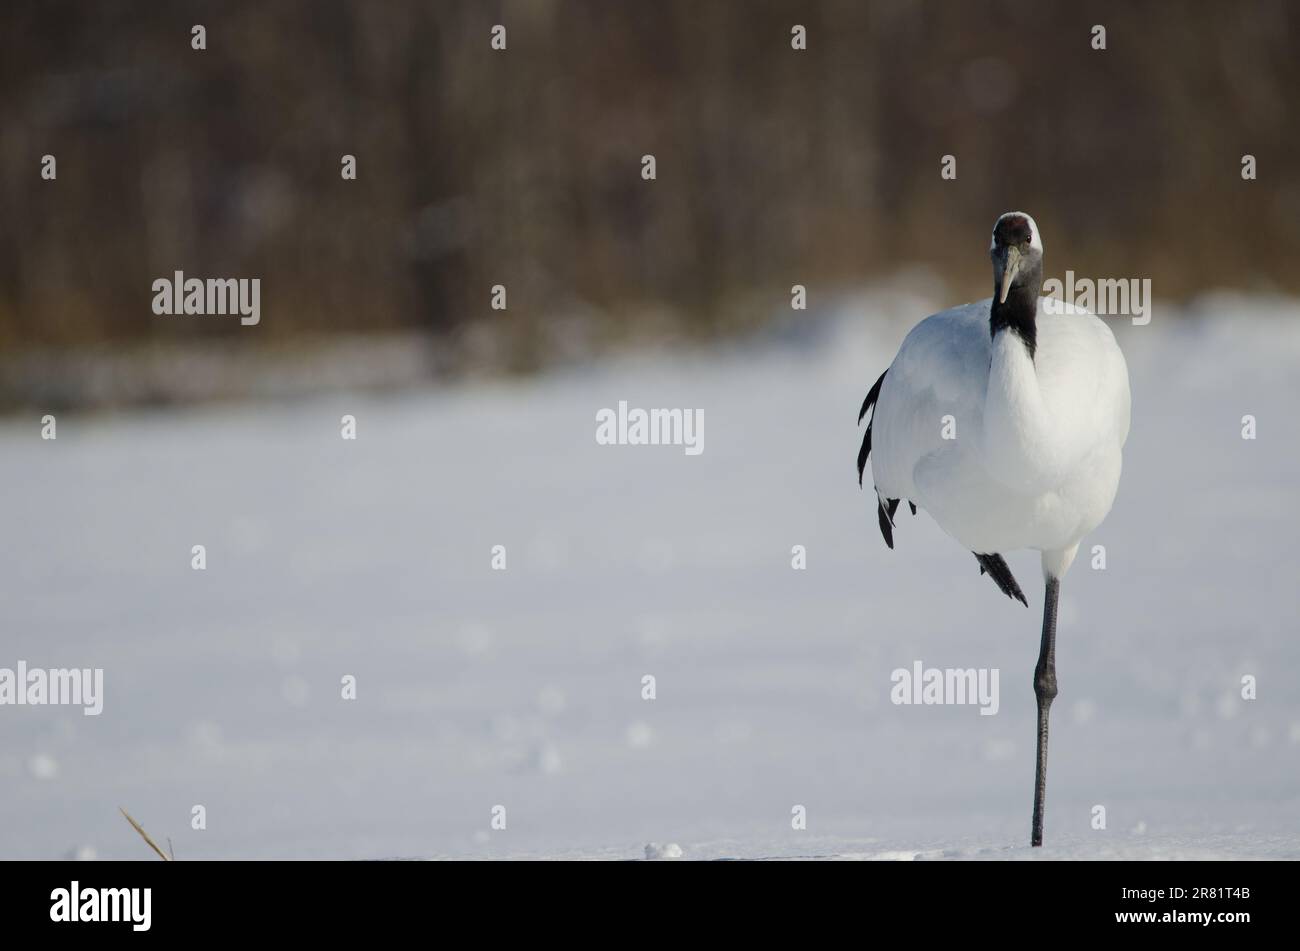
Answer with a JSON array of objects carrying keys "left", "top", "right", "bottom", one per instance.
[
  {"left": 644, "top": 842, "right": 683, "bottom": 860},
  {"left": 2, "top": 289, "right": 1299, "bottom": 860}
]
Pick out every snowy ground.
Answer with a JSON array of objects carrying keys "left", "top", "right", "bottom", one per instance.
[{"left": 3, "top": 287, "right": 1299, "bottom": 860}]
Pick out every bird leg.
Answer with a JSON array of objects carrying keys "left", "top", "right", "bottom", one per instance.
[{"left": 1031, "top": 576, "right": 1060, "bottom": 847}]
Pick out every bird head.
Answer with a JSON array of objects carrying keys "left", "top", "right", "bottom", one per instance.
[{"left": 990, "top": 212, "right": 1044, "bottom": 304}]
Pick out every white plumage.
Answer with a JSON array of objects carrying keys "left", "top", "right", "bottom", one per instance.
[{"left": 871, "top": 296, "right": 1130, "bottom": 577}]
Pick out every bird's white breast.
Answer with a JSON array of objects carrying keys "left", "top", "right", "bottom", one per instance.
[{"left": 871, "top": 298, "right": 1130, "bottom": 556}]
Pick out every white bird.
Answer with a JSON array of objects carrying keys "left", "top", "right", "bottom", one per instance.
[{"left": 857, "top": 212, "right": 1131, "bottom": 847}]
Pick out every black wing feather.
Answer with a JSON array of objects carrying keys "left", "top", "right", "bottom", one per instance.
[
  {"left": 857, "top": 369, "right": 888, "bottom": 486},
  {"left": 858, "top": 371, "right": 886, "bottom": 424},
  {"left": 973, "top": 553, "right": 1028, "bottom": 607},
  {"left": 859, "top": 370, "right": 905, "bottom": 549},
  {"left": 857, "top": 424, "right": 872, "bottom": 488},
  {"left": 877, "top": 496, "right": 898, "bottom": 548}
]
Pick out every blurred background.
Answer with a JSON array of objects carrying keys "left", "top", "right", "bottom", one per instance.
[
  {"left": 2, "top": 0, "right": 1298, "bottom": 408},
  {"left": 2, "top": 1, "right": 1299, "bottom": 861}
]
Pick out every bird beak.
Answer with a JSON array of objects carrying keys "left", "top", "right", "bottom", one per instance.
[{"left": 998, "top": 247, "right": 1021, "bottom": 304}]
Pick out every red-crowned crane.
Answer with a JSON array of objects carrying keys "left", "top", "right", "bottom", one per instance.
[{"left": 858, "top": 212, "right": 1131, "bottom": 847}]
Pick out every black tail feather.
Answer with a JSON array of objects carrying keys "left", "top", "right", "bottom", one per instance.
[{"left": 973, "top": 553, "right": 1028, "bottom": 606}]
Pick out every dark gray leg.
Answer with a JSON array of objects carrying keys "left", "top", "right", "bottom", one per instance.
[{"left": 1031, "top": 576, "right": 1060, "bottom": 847}]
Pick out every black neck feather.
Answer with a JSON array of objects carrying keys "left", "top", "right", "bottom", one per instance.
[{"left": 989, "top": 267, "right": 1042, "bottom": 360}]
